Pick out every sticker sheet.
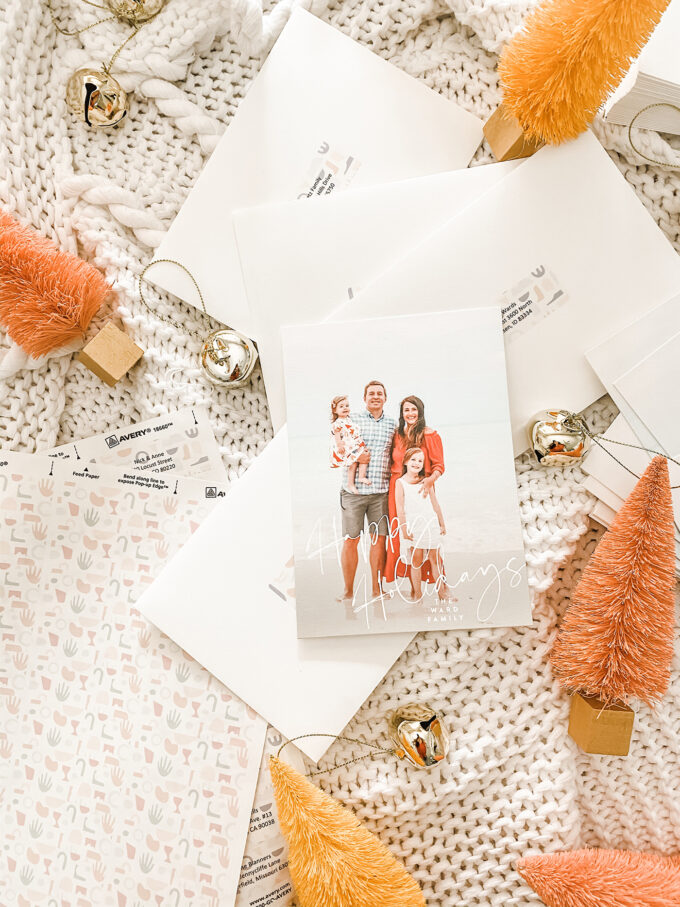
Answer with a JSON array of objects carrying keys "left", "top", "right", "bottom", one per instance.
[
  {"left": 0, "top": 453, "right": 265, "bottom": 907},
  {"left": 46, "top": 408, "right": 226, "bottom": 483}
]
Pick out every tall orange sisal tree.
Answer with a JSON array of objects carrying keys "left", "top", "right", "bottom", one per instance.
[
  {"left": 498, "top": 0, "right": 671, "bottom": 145},
  {"left": 517, "top": 849, "right": 680, "bottom": 907},
  {"left": 550, "top": 456, "right": 675, "bottom": 707}
]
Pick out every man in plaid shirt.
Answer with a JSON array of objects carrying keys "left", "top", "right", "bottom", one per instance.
[{"left": 339, "top": 380, "right": 397, "bottom": 602}]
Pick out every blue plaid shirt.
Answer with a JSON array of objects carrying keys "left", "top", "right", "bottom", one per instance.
[{"left": 342, "top": 410, "right": 397, "bottom": 494}]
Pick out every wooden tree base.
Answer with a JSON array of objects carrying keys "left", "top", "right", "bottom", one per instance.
[
  {"left": 568, "top": 693, "right": 634, "bottom": 756},
  {"left": 483, "top": 103, "right": 545, "bottom": 162},
  {"left": 77, "top": 321, "right": 144, "bottom": 387}
]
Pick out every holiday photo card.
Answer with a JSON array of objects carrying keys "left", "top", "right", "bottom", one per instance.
[{"left": 281, "top": 308, "right": 532, "bottom": 638}]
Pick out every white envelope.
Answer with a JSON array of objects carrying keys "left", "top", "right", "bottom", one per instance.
[
  {"left": 324, "top": 132, "right": 680, "bottom": 454},
  {"left": 234, "top": 161, "right": 519, "bottom": 428},
  {"left": 136, "top": 432, "right": 412, "bottom": 763},
  {"left": 590, "top": 498, "right": 617, "bottom": 528},
  {"left": 615, "top": 332, "right": 680, "bottom": 456},
  {"left": 148, "top": 8, "right": 483, "bottom": 338},
  {"left": 586, "top": 294, "right": 680, "bottom": 446},
  {"left": 583, "top": 416, "right": 656, "bottom": 500},
  {"left": 582, "top": 474, "right": 626, "bottom": 514}
]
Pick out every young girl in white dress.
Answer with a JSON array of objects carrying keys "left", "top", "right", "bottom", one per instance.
[
  {"left": 395, "top": 447, "right": 447, "bottom": 601},
  {"left": 329, "top": 395, "right": 371, "bottom": 494}
]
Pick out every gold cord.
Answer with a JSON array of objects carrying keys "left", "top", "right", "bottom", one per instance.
[
  {"left": 47, "top": 0, "right": 116, "bottom": 36},
  {"left": 47, "top": 0, "right": 164, "bottom": 74},
  {"left": 567, "top": 413, "right": 680, "bottom": 489},
  {"left": 138, "top": 258, "right": 211, "bottom": 339},
  {"left": 627, "top": 103, "right": 680, "bottom": 168},
  {"left": 276, "top": 734, "right": 397, "bottom": 778},
  {"left": 104, "top": 24, "right": 142, "bottom": 73}
]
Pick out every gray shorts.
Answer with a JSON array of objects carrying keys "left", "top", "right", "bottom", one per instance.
[{"left": 340, "top": 489, "right": 389, "bottom": 539}]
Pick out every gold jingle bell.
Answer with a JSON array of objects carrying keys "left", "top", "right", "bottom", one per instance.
[
  {"left": 66, "top": 69, "right": 129, "bottom": 129},
  {"left": 200, "top": 329, "right": 258, "bottom": 388},
  {"left": 105, "top": 0, "right": 167, "bottom": 23},
  {"left": 528, "top": 410, "right": 590, "bottom": 466},
  {"left": 387, "top": 703, "right": 449, "bottom": 768}
]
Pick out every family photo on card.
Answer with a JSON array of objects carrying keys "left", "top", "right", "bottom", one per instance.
[
  {"left": 329, "top": 381, "right": 449, "bottom": 603},
  {"left": 282, "top": 308, "right": 532, "bottom": 638}
]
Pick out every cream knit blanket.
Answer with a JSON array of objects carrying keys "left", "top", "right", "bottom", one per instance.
[{"left": 2, "top": 0, "right": 680, "bottom": 903}]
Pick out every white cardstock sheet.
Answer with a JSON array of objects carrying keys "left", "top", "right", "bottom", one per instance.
[
  {"left": 329, "top": 132, "right": 680, "bottom": 455},
  {"left": 148, "top": 7, "right": 483, "bottom": 337}
]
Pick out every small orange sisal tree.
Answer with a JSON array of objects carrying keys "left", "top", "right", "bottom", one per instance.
[
  {"left": 499, "top": 0, "right": 671, "bottom": 144},
  {"left": 0, "top": 209, "right": 110, "bottom": 357},
  {"left": 550, "top": 456, "right": 675, "bottom": 706},
  {"left": 517, "top": 848, "right": 680, "bottom": 907}
]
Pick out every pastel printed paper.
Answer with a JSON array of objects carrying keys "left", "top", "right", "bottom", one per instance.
[
  {"left": 0, "top": 453, "right": 265, "bottom": 907},
  {"left": 55, "top": 412, "right": 296, "bottom": 904}
]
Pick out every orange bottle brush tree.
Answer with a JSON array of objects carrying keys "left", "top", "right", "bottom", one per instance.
[
  {"left": 517, "top": 848, "right": 680, "bottom": 907},
  {"left": 269, "top": 755, "right": 425, "bottom": 907},
  {"left": 484, "top": 0, "right": 671, "bottom": 159},
  {"left": 0, "top": 209, "right": 110, "bottom": 358}
]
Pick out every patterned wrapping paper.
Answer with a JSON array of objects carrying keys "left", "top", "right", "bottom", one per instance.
[{"left": 0, "top": 453, "right": 266, "bottom": 906}]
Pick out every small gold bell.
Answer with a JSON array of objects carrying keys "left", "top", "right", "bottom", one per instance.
[
  {"left": 528, "top": 410, "right": 590, "bottom": 466},
  {"left": 387, "top": 703, "right": 449, "bottom": 768},
  {"left": 66, "top": 69, "right": 129, "bottom": 129},
  {"left": 105, "top": 0, "right": 167, "bottom": 23}
]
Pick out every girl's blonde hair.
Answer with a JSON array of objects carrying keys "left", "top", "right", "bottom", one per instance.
[
  {"left": 402, "top": 446, "right": 425, "bottom": 478},
  {"left": 331, "top": 395, "right": 348, "bottom": 422}
]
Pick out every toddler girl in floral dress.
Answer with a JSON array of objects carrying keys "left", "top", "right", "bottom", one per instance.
[{"left": 330, "top": 395, "right": 371, "bottom": 494}]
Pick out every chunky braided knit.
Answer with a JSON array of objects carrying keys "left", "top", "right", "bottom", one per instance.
[{"left": 2, "top": 1, "right": 680, "bottom": 903}]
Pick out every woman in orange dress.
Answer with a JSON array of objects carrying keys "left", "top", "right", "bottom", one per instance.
[{"left": 384, "top": 396, "right": 445, "bottom": 594}]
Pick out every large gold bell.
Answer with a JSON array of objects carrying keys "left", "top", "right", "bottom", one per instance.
[
  {"left": 66, "top": 69, "right": 129, "bottom": 129},
  {"left": 105, "top": 0, "right": 167, "bottom": 23},
  {"left": 200, "top": 329, "right": 259, "bottom": 388}
]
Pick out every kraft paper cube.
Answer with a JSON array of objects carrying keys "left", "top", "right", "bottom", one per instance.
[
  {"left": 568, "top": 692, "right": 634, "bottom": 756},
  {"left": 77, "top": 322, "right": 144, "bottom": 386},
  {"left": 483, "top": 104, "right": 545, "bottom": 162}
]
